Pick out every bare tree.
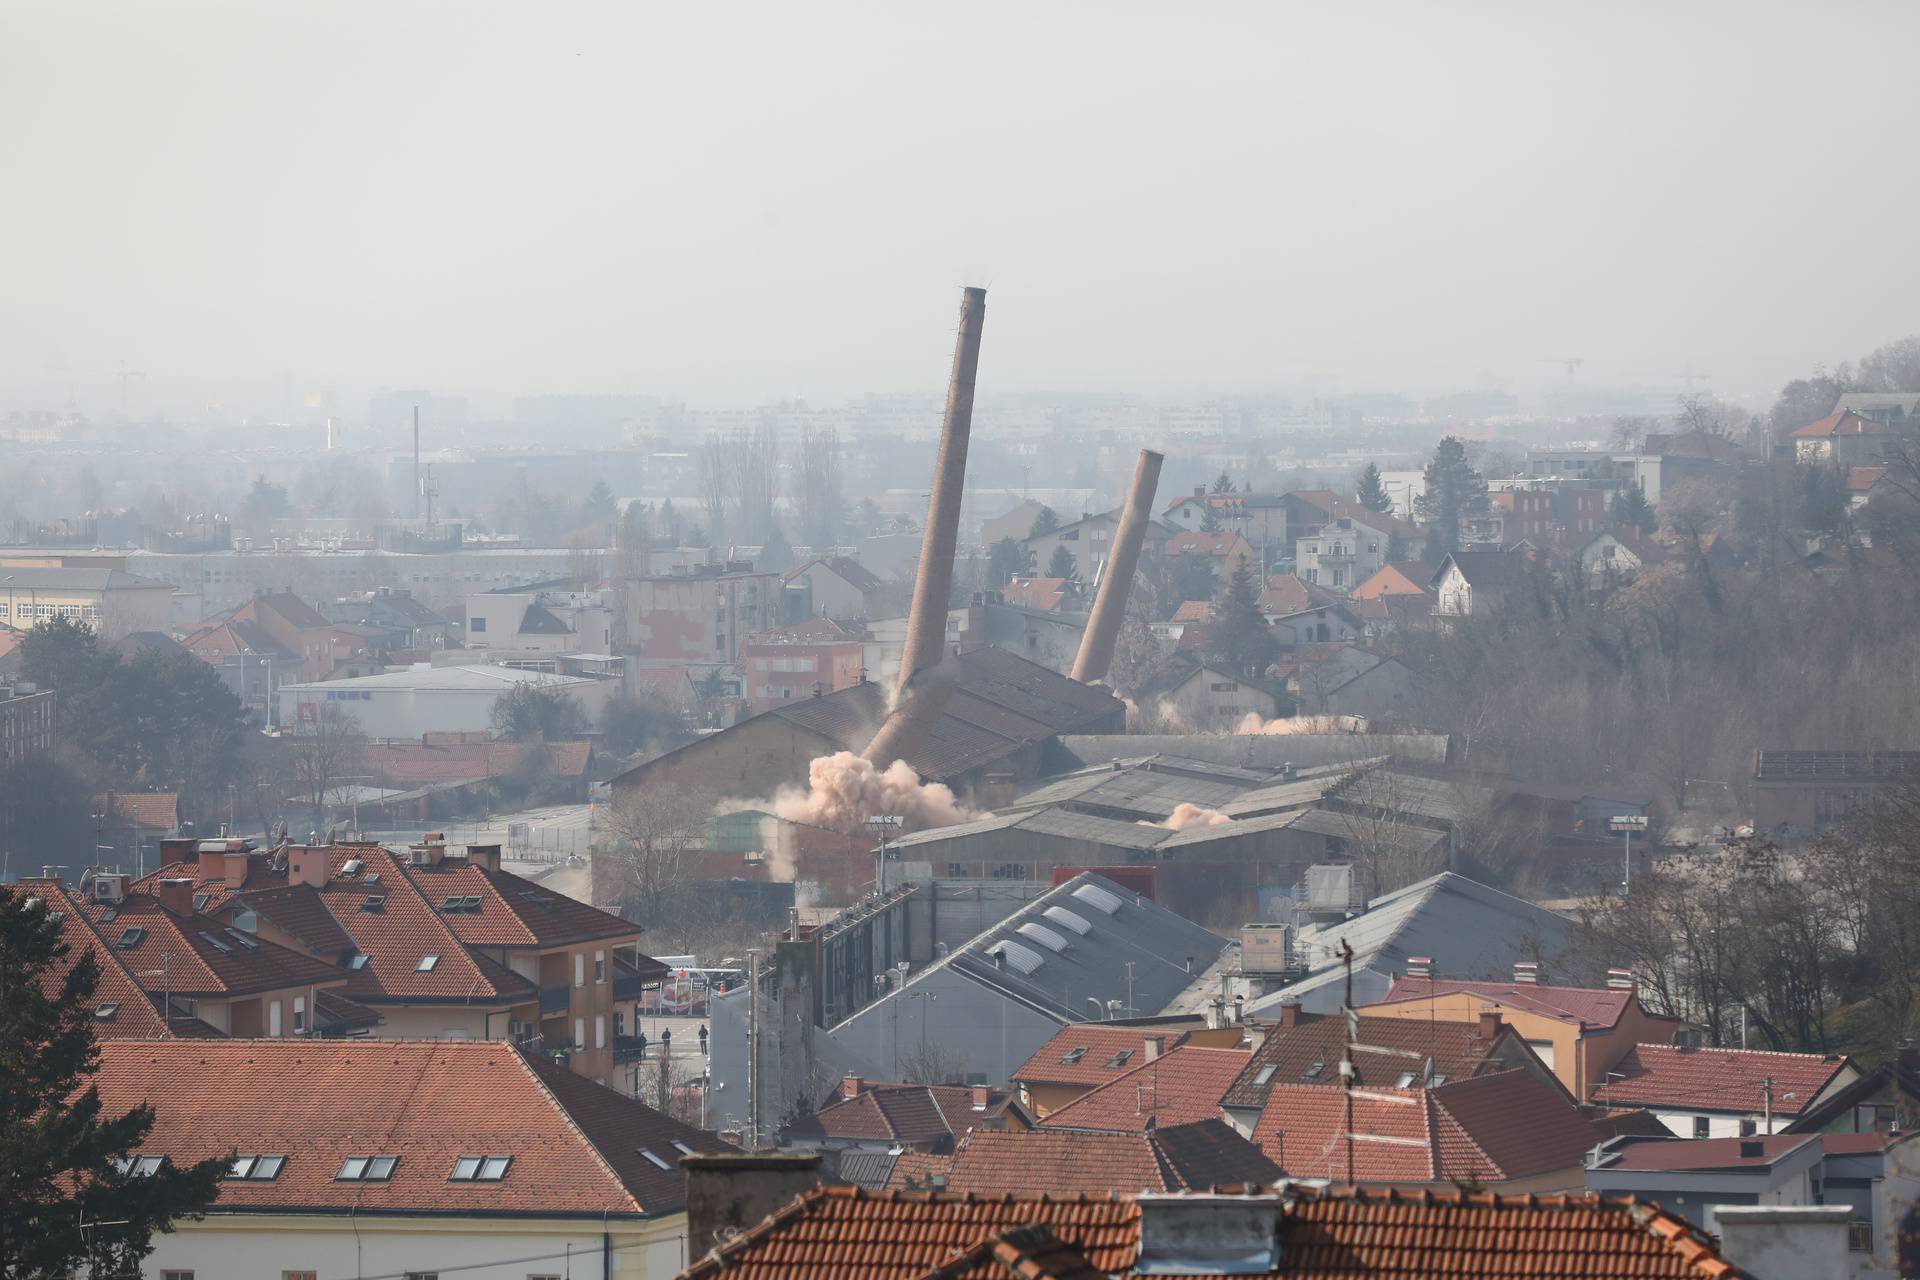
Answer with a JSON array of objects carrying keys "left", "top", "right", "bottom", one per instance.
[
  {"left": 793, "top": 424, "right": 844, "bottom": 553},
  {"left": 599, "top": 786, "right": 708, "bottom": 921},
  {"left": 288, "top": 704, "right": 366, "bottom": 821},
  {"left": 727, "top": 423, "right": 780, "bottom": 547},
  {"left": 695, "top": 435, "right": 731, "bottom": 544}
]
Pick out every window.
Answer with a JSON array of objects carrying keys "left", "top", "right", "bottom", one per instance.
[
  {"left": 1301, "top": 1061, "right": 1325, "bottom": 1081},
  {"left": 404, "top": 1273, "right": 438, "bottom": 1280},
  {"left": 1060, "top": 1046, "right": 1088, "bottom": 1065},
  {"left": 595, "top": 1015, "right": 607, "bottom": 1049},
  {"left": 116, "top": 926, "right": 145, "bottom": 949},
  {"left": 450, "top": 1155, "right": 512, "bottom": 1181},
  {"left": 96, "top": 1003, "right": 120, "bottom": 1022},
  {"left": 285, "top": 1272, "right": 318, "bottom": 1280},
  {"left": 1739, "top": 1117, "right": 1757, "bottom": 1136},
  {"left": 1254, "top": 1064, "right": 1277, "bottom": 1086},
  {"left": 639, "top": 1148, "right": 673, "bottom": 1170},
  {"left": 118, "top": 1155, "right": 166, "bottom": 1177},
  {"left": 575, "top": 953, "right": 585, "bottom": 987},
  {"left": 269, "top": 1001, "right": 282, "bottom": 1037},
  {"left": 595, "top": 950, "right": 606, "bottom": 983},
  {"left": 162, "top": 1272, "right": 195, "bottom": 1280},
  {"left": 1693, "top": 1117, "right": 1711, "bottom": 1139},
  {"left": 349, "top": 953, "right": 369, "bottom": 970},
  {"left": 361, "top": 895, "right": 386, "bottom": 913},
  {"left": 574, "top": 1017, "right": 586, "bottom": 1049},
  {"left": 293, "top": 997, "right": 306, "bottom": 1033},
  {"left": 337, "top": 1155, "right": 398, "bottom": 1181},
  {"left": 1103, "top": 1049, "right": 1134, "bottom": 1069},
  {"left": 468, "top": 617, "right": 485, "bottom": 632},
  {"left": 417, "top": 955, "right": 439, "bottom": 971},
  {"left": 228, "top": 1155, "right": 287, "bottom": 1181}
]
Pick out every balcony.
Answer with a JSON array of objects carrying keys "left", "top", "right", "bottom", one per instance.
[{"left": 538, "top": 985, "right": 570, "bottom": 1016}]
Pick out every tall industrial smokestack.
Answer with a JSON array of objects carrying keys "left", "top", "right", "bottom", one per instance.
[
  {"left": 1071, "top": 449, "right": 1164, "bottom": 684},
  {"left": 412, "top": 405, "right": 421, "bottom": 519},
  {"left": 862, "top": 676, "right": 957, "bottom": 772},
  {"left": 896, "top": 287, "right": 986, "bottom": 699}
]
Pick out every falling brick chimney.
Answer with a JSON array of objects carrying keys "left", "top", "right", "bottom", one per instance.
[
  {"left": 862, "top": 676, "right": 957, "bottom": 771},
  {"left": 154, "top": 877, "right": 194, "bottom": 917},
  {"left": 894, "top": 287, "right": 986, "bottom": 700},
  {"left": 1071, "top": 449, "right": 1164, "bottom": 684}
]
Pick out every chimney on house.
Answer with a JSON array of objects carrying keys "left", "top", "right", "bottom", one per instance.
[
  {"left": 154, "top": 877, "right": 194, "bottom": 917},
  {"left": 287, "top": 846, "right": 331, "bottom": 889},
  {"left": 157, "top": 836, "right": 195, "bottom": 869},
  {"left": 681, "top": 1154, "right": 825, "bottom": 1263},
  {"left": 894, "top": 287, "right": 986, "bottom": 700},
  {"left": 1275, "top": 999, "right": 1302, "bottom": 1028},
  {"left": 970, "top": 1085, "right": 989, "bottom": 1111},
  {"left": 1478, "top": 1010, "right": 1502, "bottom": 1039},
  {"left": 840, "top": 1075, "right": 863, "bottom": 1100},
  {"left": 1513, "top": 961, "right": 1541, "bottom": 985},
  {"left": 1606, "top": 968, "right": 1635, "bottom": 990},
  {"left": 1071, "top": 448, "right": 1165, "bottom": 684},
  {"left": 1143, "top": 1034, "right": 1166, "bottom": 1062},
  {"left": 467, "top": 842, "right": 502, "bottom": 872},
  {"left": 1194, "top": 486, "right": 1206, "bottom": 497},
  {"left": 224, "top": 848, "right": 250, "bottom": 890},
  {"left": 1406, "top": 956, "right": 1433, "bottom": 980}
]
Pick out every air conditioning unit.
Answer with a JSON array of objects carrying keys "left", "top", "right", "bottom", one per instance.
[
  {"left": 408, "top": 847, "right": 431, "bottom": 867},
  {"left": 92, "top": 874, "right": 128, "bottom": 905}
]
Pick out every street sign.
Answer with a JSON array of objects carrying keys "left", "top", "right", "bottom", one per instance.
[
  {"left": 864, "top": 815, "right": 904, "bottom": 828},
  {"left": 1609, "top": 815, "right": 1649, "bottom": 831}
]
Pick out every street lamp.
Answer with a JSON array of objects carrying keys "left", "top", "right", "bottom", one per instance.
[{"left": 864, "top": 814, "right": 903, "bottom": 895}]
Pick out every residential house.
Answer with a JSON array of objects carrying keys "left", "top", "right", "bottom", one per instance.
[
  {"left": 1481, "top": 484, "right": 1610, "bottom": 545},
  {"left": 978, "top": 497, "right": 1051, "bottom": 547},
  {"left": 678, "top": 1179, "right": 1743, "bottom": 1280},
  {"left": 87, "top": 1039, "right": 732, "bottom": 1280},
  {"left": 38, "top": 867, "right": 349, "bottom": 1038},
  {"left": 781, "top": 1075, "right": 1031, "bottom": 1154},
  {"left": 323, "top": 587, "right": 457, "bottom": 650},
  {"left": 1250, "top": 1068, "right": 1607, "bottom": 1191},
  {"left": 0, "top": 680, "right": 53, "bottom": 766},
  {"left": 1587, "top": 1129, "right": 1920, "bottom": 1271},
  {"left": 1275, "top": 645, "right": 1415, "bottom": 720},
  {"left": 1281, "top": 491, "right": 1418, "bottom": 551},
  {"left": 232, "top": 590, "right": 386, "bottom": 682},
  {"left": 1589, "top": 1043, "right": 1860, "bottom": 1138},
  {"left": 741, "top": 619, "right": 864, "bottom": 713},
  {"left": 1023, "top": 509, "right": 1170, "bottom": 584},
  {"left": 622, "top": 565, "right": 784, "bottom": 663},
  {"left": 873, "top": 1121, "right": 1282, "bottom": 1195},
  {"left": 183, "top": 614, "right": 295, "bottom": 724},
  {"left": 1008, "top": 1022, "right": 1242, "bottom": 1117},
  {"left": 785, "top": 556, "right": 885, "bottom": 622},
  {"left": 1133, "top": 659, "right": 1293, "bottom": 730},
  {"left": 1792, "top": 410, "right": 1907, "bottom": 468},
  {"left": 1294, "top": 516, "right": 1396, "bottom": 590},
  {"left": 1431, "top": 549, "right": 1525, "bottom": 617},
  {"left": 998, "top": 575, "right": 1079, "bottom": 613},
  {"left": 90, "top": 790, "right": 179, "bottom": 870},
  {"left": 1360, "top": 967, "right": 1686, "bottom": 1101},
  {"left": 1353, "top": 560, "right": 1436, "bottom": 605},
  {"left": 1034, "top": 1044, "right": 1252, "bottom": 1132},
  {"left": 278, "top": 663, "right": 614, "bottom": 741},
  {"left": 1785, "top": 1050, "right": 1920, "bottom": 1136},
  {"left": 464, "top": 585, "right": 614, "bottom": 654},
  {"left": 1574, "top": 527, "right": 1669, "bottom": 588},
  {"left": 1244, "top": 872, "right": 1571, "bottom": 1016},
  {"left": 1219, "top": 1002, "right": 1560, "bottom": 1135},
  {"left": 1834, "top": 391, "right": 1920, "bottom": 427},
  {"left": 1165, "top": 529, "right": 1255, "bottom": 576},
  {"left": 1846, "top": 466, "right": 1894, "bottom": 510}
]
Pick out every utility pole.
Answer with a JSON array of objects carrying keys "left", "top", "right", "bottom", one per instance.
[
  {"left": 1340, "top": 939, "right": 1356, "bottom": 1182},
  {"left": 745, "top": 948, "right": 760, "bottom": 1151},
  {"left": 412, "top": 405, "right": 421, "bottom": 519},
  {"left": 1764, "top": 1076, "right": 1773, "bottom": 1132}
]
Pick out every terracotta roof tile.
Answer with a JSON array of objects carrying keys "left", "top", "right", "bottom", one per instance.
[
  {"left": 90, "top": 791, "right": 179, "bottom": 831},
  {"left": 404, "top": 856, "right": 640, "bottom": 949},
  {"left": 88, "top": 1040, "right": 731, "bottom": 1218},
  {"left": 16, "top": 881, "right": 171, "bottom": 1039},
  {"left": 1379, "top": 974, "right": 1647, "bottom": 1030},
  {"left": 1221, "top": 1012, "right": 1515, "bottom": 1111},
  {"left": 788, "top": 1083, "right": 1018, "bottom": 1147},
  {"left": 1589, "top": 1043, "right": 1854, "bottom": 1117},
  {"left": 1791, "top": 409, "right": 1892, "bottom": 438},
  {"left": 1013, "top": 1026, "right": 1194, "bottom": 1089},
  {"left": 67, "top": 883, "right": 343, "bottom": 1000},
  {"left": 918, "top": 1121, "right": 1282, "bottom": 1198},
  {"left": 1037, "top": 1046, "right": 1250, "bottom": 1132},
  {"left": 683, "top": 1183, "right": 1744, "bottom": 1280}
]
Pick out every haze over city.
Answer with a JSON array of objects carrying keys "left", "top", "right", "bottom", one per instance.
[{"left": 5, "top": 1, "right": 1919, "bottom": 414}]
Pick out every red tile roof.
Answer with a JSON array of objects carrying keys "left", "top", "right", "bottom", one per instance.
[
  {"left": 1588, "top": 1044, "right": 1854, "bottom": 1117},
  {"left": 1169, "top": 599, "right": 1214, "bottom": 625},
  {"left": 1847, "top": 465, "right": 1889, "bottom": 493},
  {"left": 787, "top": 1083, "right": 1019, "bottom": 1147},
  {"left": 16, "top": 881, "right": 172, "bottom": 1039},
  {"left": 88, "top": 1040, "right": 732, "bottom": 1217},
  {"left": 401, "top": 855, "right": 640, "bottom": 949},
  {"left": 1791, "top": 409, "right": 1893, "bottom": 438},
  {"left": 917, "top": 1121, "right": 1281, "bottom": 1197},
  {"left": 1038, "top": 1046, "right": 1250, "bottom": 1132},
  {"left": 1221, "top": 1011, "right": 1523, "bottom": 1111},
  {"left": 1604, "top": 1135, "right": 1816, "bottom": 1171},
  {"left": 1013, "top": 1025, "right": 1195, "bottom": 1089},
  {"left": 91, "top": 791, "right": 179, "bottom": 832},
  {"left": 1001, "top": 578, "right": 1072, "bottom": 612},
  {"left": 1166, "top": 531, "right": 1250, "bottom": 559},
  {"left": 683, "top": 1184, "right": 1744, "bottom": 1280},
  {"left": 1251, "top": 1070, "right": 1602, "bottom": 1185},
  {"left": 65, "top": 881, "right": 344, "bottom": 1000},
  {"left": 1379, "top": 974, "right": 1654, "bottom": 1030}
]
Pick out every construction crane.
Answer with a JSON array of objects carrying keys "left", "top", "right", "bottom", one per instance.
[
  {"left": 49, "top": 360, "right": 146, "bottom": 407},
  {"left": 1539, "top": 356, "right": 1585, "bottom": 385}
]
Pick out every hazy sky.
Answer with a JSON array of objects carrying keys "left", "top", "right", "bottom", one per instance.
[{"left": 4, "top": 1, "right": 1918, "bottom": 412}]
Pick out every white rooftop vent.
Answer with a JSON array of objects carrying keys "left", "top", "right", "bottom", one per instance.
[
  {"left": 1017, "top": 922, "right": 1069, "bottom": 952},
  {"left": 1071, "top": 883, "right": 1123, "bottom": 915},
  {"left": 1042, "top": 906, "right": 1092, "bottom": 935},
  {"left": 985, "top": 939, "right": 1045, "bottom": 975}
]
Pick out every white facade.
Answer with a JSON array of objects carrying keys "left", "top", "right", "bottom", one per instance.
[
  {"left": 279, "top": 665, "right": 613, "bottom": 741},
  {"left": 1295, "top": 517, "right": 1392, "bottom": 591},
  {"left": 138, "top": 1210, "right": 692, "bottom": 1280},
  {"left": 465, "top": 590, "right": 614, "bottom": 653}
]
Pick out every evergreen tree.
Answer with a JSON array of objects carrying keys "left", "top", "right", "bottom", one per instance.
[
  {"left": 759, "top": 524, "right": 793, "bottom": 574},
  {"left": 987, "top": 537, "right": 1026, "bottom": 587},
  {"left": 1028, "top": 506, "right": 1060, "bottom": 538},
  {"left": 1356, "top": 463, "right": 1394, "bottom": 514},
  {"left": 1210, "top": 471, "right": 1236, "bottom": 495},
  {"left": 1200, "top": 502, "right": 1223, "bottom": 534},
  {"left": 1207, "top": 561, "right": 1275, "bottom": 679},
  {"left": 580, "top": 480, "right": 617, "bottom": 531},
  {"left": 1611, "top": 483, "right": 1658, "bottom": 536},
  {"left": 1, "top": 887, "right": 226, "bottom": 1278},
  {"left": 1414, "top": 436, "right": 1491, "bottom": 559},
  {"left": 1046, "top": 545, "right": 1076, "bottom": 580}
]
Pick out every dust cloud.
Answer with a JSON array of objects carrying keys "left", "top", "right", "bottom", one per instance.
[
  {"left": 773, "top": 751, "right": 974, "bottom": 834},
  {"left": 1151, "top": 802, "right": 1235, "bottom": 831},
  {"left": 1234, "top": 712, "right": 1368, "bottom": 735}
]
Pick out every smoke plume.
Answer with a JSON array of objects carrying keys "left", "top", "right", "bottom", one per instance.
[
  {"left": 1235, "top": 712, "right": 1368, "bottom": 735},
  {"left": 1152, "top": 802, "right": 1235, "bottom": 831},
  {"left": 774, "top": 751, "right": 973, "bottom": 834}
]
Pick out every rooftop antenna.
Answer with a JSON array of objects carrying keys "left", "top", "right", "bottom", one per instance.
[{"left": 1539, "top": 356, "right": 1584, "bottom": 386}]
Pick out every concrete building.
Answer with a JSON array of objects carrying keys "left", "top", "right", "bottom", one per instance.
[
  {"left": 1295, "top": 516, "right": 1396, "bottom": 590},
  {"left": 741, "top": 621, "right": 865, "bottom": 714},
  {"left": 783, "top": 557, "right": 884, "bottom": 623},
  {"left": 0, "top": 565, "right": 172, "bottom": 636},
  {"left": 279, "top": 664, "right": 613, "bottom": 741},
  {"left": 0, "top": 680, "right": 53, "bottom": 766},
  {"left": 622, "top": 565, "right": 783, "bottom": 664},
  {"left": 465, "top": 585, "right": 614, "bottom": 654},
  {"left": 1751, "top": 750, "right": 1920, "bottom": 838},
  {"left": 1023, "top": 510, "right": 1170, "bottom": 584}
]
